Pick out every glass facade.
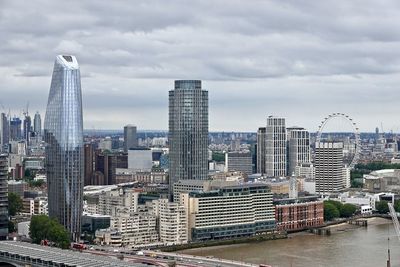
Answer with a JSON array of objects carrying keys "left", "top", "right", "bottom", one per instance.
[
  {"left": 169, "top": 80, "right": 208, "bottom": 198},
  {"left": 44, "top": 55, "right": 84, "bottom": 241},
  {"left": 0, "top": 155, "right": 8, "bottom": 240}
]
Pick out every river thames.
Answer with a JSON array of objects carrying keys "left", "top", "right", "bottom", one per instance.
[{"left": 182, "top": 218, "right": 400, "bottom": 267}]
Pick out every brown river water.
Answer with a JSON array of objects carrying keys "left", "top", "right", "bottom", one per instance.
[{"left": 181, "top": 218, "right": 400, "bottom": 267}]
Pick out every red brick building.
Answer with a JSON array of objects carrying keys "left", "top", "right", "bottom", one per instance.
[{"left": 275, "top": 198, "right": 324, "bottom": 231}]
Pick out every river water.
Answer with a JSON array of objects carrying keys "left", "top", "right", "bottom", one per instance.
[{"left": 182, "top": 218, "right": 400, "bottom": 267}]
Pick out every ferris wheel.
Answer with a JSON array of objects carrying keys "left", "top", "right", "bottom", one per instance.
[{"left": 316, "top": 112, "right": 361, "bottom": 169}]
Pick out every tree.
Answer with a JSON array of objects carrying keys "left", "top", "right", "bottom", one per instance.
[
  {"left": 8, "top": 221, "right": 15, "bottom": 233},
  {"left": 340, "top": 203, "right": 357, "bottom": 218},
  {"left": 30, "top": 215, "right": 70, "bottom": 249},
  {"left": 376, "top": 201, "right": 389, "bottom": 214},
  {"left": 324, "top": 202, "right": 340, "bottom": 221},
  {"left": 8, "top": 192, "right": 23, "bottom": 216}
]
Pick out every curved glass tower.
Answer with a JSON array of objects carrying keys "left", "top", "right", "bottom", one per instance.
[
  {"left": 169, "top": 80, "right": 208, "bottom": 199},
  {"left": 44, "top": 55, "right": 84, "bottom": 241}
]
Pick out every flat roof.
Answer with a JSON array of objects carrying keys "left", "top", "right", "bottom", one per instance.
[{"left": 0, "top": 241, "right": 146, "bottom": 267}]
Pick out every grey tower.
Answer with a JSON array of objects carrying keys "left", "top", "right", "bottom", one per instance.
[
  {"left": 34, "top": 112, "right": 41, "bottom": 136},
  {"left": 287, "top": 127, "right": 311, "bottom": 176},
  {"left": 0, "top": 113, "right": 9, "bottom": 152},
  {"left": 256, "top": 127, "right": 266, "bottom": 174},
  {"left": 44, "top": 55, "right": 84, "bottom": 241},
  {"left": 124, "top": 124, "right": 138, "bottom": 152},
  {"left": 169, "top": 80, "right": 208, "bottom": 198}
]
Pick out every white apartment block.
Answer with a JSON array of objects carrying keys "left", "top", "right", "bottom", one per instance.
[
  {"left": 295, "top": 163, "right": 315, "bottom": 180},
  {"left": 111, "top": 212, "right": 158, "bottom": 247},
  {"left": 266, "top": 116, "right": 287, "bottom": 177},
  {"left": 97, "top": 189, "right": 139, "bottom": 216},
  {"left": 152, "top": 199, "right": 188, "bottom": 245},
  {"left": 315, "top": 142, "right": 345, "bottom": 194}
]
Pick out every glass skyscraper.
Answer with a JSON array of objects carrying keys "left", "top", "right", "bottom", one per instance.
[
  {"left": 44, "top": 55, "right": 84, "bottom": 241},
  {"left": 169, "top": 80, "right": 208, "bottom": 199}
]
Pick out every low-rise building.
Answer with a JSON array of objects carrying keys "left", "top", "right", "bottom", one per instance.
[{"left": 274, "top": 197, "right": 324, "bottom": 231}]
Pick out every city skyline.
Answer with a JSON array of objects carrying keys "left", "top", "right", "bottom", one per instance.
[{"left": 2, "top": 1, "right": 400, "bottom": 132}]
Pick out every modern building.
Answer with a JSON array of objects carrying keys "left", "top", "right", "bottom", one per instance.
[
  {"left": 181, "top": 184, "right": 275, "bottom": 241},
  {"left": 10, "top": 117, "right": 22, "bottom": 141},
  {"left": 84, "top": 143, "right": 94, "bottom": 186},
  {"left": 0, "top": 113, "right": 9, "bottom": 152},
  {"left": 95, "top": 151, "right": 128, "bottom": 185},
  {"left": 266, "top": 116, "right": 287, "bottom": 177},
  {"left": 8, "top": 180, "right": 27, "bottom": 197},
  {"left": 124, "top": 125, "right": 138, "bottom": 152},
  {"left": 169, "top": 80, "right": 208, "bottom": 199},
  {"left": 315, "top": 142, "right": 344, "bottom": 195},
  {"left": 274, "top": 197, "right": 324, "bottom": 231},
  {"left": 256, "top": 127, "right": 266, "bottom": 174},
  {"left": 33, "top": 112, "right": 41, "bottom": 137},
  {"left": 225, "top": 152, "right": 253, "bottom": 175},
  {"left": 0, "top": 155, "right": 8, "bottom": 240},
  {"left": 44, "top": 55, "right": 84, "bottom": 241},
  {"left": 23, "top": 115, "right": 31, "bottom": 144},
  {"left": 152, "top": 199, "right": 188, "bottom": 245},
  {"left": 128, "top": 148, "right": 153, "bottom": 172},
  {"left": 287, "top": 127, "right": 311, "bottom": 176}
]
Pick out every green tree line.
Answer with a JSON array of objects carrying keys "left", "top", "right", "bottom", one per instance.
[
  {"left": 30, "top": 215, "right": 70, "bottom": 249},
  {"left": 324, "top": 200, "right": 357, "bottom": 221}
]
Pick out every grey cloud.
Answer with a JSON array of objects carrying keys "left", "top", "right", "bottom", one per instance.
[{"left": 1, "top": 0, "right": 400, "bottom": 131}]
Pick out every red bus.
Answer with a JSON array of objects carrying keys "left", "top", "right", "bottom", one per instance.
[{"left": 72, "top": 243, "right": 86, "bottom": 250}]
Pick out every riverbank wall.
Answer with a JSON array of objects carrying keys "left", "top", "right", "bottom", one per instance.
[{"left": 160, "top": 232, "right": 287, "bottom": 252}]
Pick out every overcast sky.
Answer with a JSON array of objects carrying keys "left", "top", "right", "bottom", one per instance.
[{"left": 1, "top": 0, "right": 400, "bottom": 132}]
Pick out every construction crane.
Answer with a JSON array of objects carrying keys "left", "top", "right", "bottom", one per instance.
[{"left": 387, "top": 202, "right": 400, "bottom": 267}]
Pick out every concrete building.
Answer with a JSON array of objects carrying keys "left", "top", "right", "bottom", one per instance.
[
  {"left": 295, "top": 163, "right": 315, "bottom": 180},
  {"left": 256, "top": 127, "right": 266, "bottom": 174},
  {"left": 0, "top": 155, "right": 8, "bottom": 240},
  {"left": 287, "top": 127, "right": 311, "bottom": 176},
  {"left": 81, "top": 214, "right": 111, "bottom": 234},
  {"left": 225, "top": 152, "right": 253, "bottom": 175},
  {"left": 98, "top": 137, "right": 112, "bottom": 151},
  {"left": 124, "top": 125, "right": 138, "bottom": 152},
  {"left": 173, "top": 179, "right": 238, "bottom": 203},
  {"left": 44, "top": 55, "right": 84, "bottom": 241},
  {"left": 128, "top": 148, "right": 152, "bottom": 172},
  {"left": 169, "top": 80, "right": 208, "bottom": 199},
  {"left": 152, "top": 199, "right": 188, "bottom": 245},
  {"left": 274, "top": 197, "right": 324, "bottom": 231},
  {"left": 181, "top": 184, "right": 275, "bottom": 241},
  {"left": 8, "top": 180, "right": 27, "bottom": 197},
  {"left": 315, "top": 142, "right": 345, "bottom": 195},
  {"left": 363, "top": 169, "right": 400, "bottom": 193},
  {"left": 96, "top": 189, "right": 140, "bottom": 216},
  {"left": 266, "top": 116, "right": 287, "bottom": 177}
]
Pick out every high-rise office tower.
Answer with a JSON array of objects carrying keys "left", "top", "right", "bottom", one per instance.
[
  {"left": 169, "top": 80, "right": 208, "bottom": 198},
  {"left": 0, "top": 113, "right": 9, "bottom": 152},
  {"left": 287, "top": 127, "right": 311, "bottom": 176},
  {"left": 44, "top": 55, "right": 84, "bottom": 241},
  {"left": 256, "top": 127, "right": 266, "bottom": 174},
  {"left": 123, "top": 125, "right": 138, "bottom": 152},
  {"left": 0, "top": 154, "right": 8, "bottom": 240},
  {"left": 315, "top": 142, "right": 344, "bottom": 195},
  {"left": 10, "top": 117, "right": 22, "bottom": 141},
  {"left": 33, "top": 112, "right": 41, "bottom": 136},
  {"left": 84, "top": 143, "right": 94, "bottom": 186},
  {"left": 23, "top": 115, "right": 32, "bottom": 144},
  {"left": 266, "top": 116, "right": 287, "bottom": 177}
]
